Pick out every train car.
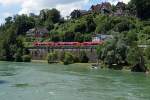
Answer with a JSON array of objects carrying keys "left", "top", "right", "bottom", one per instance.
[
  {"left": 33, "top": 41, "right": 104, "bottom": 47},
  {"left": 33, "top": 42, "right": 55, "bottom": 47},
  {"left": 81, "top": 41, "right": 103, "bottom": 46},
  {"left": 45, "top": 42, "right": 55, "bottom": 46},
  {"left": 55, "top": 42, "right": 80, "bottom": 46},
  {"left": 33, "top": 42, "right": 41, "bottom": 46}
]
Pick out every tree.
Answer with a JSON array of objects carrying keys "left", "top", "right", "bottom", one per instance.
[
  {"left": 70, "top": 10, "right": 81, "bottom": 19},
  {"left": 74, "top": 22, "right": 86, "bottom": 33},
  {"left": 85, "top": 16, "right": 96, "bottom": 33},
  {"left": 142, "top": 26, "right": 150, "bottom": 34},
  {"left": 46, "top": 23, "right": 54, "bottom": 31},
  {"left": 40, "top": 8, "right": 61, "bottom": 24},
  {"left": 0, "top": 25, "right": 24, "bottom": 61},
  {"left": 145, "top": 46, "right": 150, "bottom": 60},
  {"left": 97, "top": 34, "right": 128, "bottom": 69},
  {"left": 114, "top": 20, "right": 135, "bottom": 32},
  {"left": 74, "top": 32, "right": 84, "bottom": 42},
  {"left": 22, "top": 55, "right": 31, "bottom": 62},
  {"left": 5, "top": 17, "right": 13, "bottom": 24},
  {"left": 14, "top": 48, "right": 23, "bottom": 62},
  {"left": 127, "top": 2, "right": 137, "bottom": 16},
  {"left": 131, "top": 0, "right": 150, "bottom": 20},
  {"left": 47, "top": 52, "right": 58, "bottom": 63},
  {"left": 63, "top": 32, "right": 75, "bottom": 42},
  {"left": 63, "top": 52, "right": 74, "bottom": 65},
  {"left": 60, "top": 52, "right": 66, "bottom": 62},
  {"left": 47, "top": 8, "right": 61, "bottom": 23},
  {"left": 14, "top": 14, "right": 35, "bottom": 35},
  {"left": 127, "top": 46, "right": 147, "bottom": 72},
  {"left": 39, "top": 9, "right": 47, "bottom": 21}
]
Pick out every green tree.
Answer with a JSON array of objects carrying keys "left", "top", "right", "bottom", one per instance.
[
  {"left": 131, "top": 0, "right": 150, "bottom": 19},
  {"left": 63, "top": 32, "right": 75, "bottom": 42},
  {"left": 97, "top": 34, "right": 128, "bottom": 69},
  {"left": 127, "top": 46, "right": 147, "bottom": 72},
  {"left": 47, "top": 52, "right": 58, "bottom": 63},
  {"left": 63, "top": 52, "right": 74, "bottom": 65},
  {"left": 70, "top": 10, "right": 81, "bottom": 19},
  {"left": 14, "top": 14, "right": 35, "bottom": 35},
  {"left": 144, "top": 46, "right": 150, "bottom": 60},
  {"left": 22, "top": 55, "right": 31, "bottom": 62},
  {"left": 85, "top": 16, "right": 96, "bottom": 33},
  {"left": 40, "top": 8, "right": 61, "bottom": 24},
  {"left": 14, "top": 48, "right": 23, "bottom": 62},
  {"left": 0, "top": 25, "right": 24, "bottom": 61}
]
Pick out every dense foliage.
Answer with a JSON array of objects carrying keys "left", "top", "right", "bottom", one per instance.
[
  {"left": 47, "top": 52, "right": 58, "bottom": 63},
  {"left": 47, "top": 51, "right": 89, "bottom": 65},
  {"left": 22, "top": 55, "right": 31, "bottom": 62},
  {"left": 131, "top": 0, "right": 150, "bottom": 20}
]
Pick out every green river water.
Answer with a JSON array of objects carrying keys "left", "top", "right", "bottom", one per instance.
[{"left": 0, "top": 62, "right": 150, "bottom": 100}]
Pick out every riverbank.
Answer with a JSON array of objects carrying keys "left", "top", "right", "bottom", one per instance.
[
  {"left": 31, "top": 60, "right": 130, "bottom": 71},
  {"left": 0, "top": 60, "right": 148, "bottom": 74},
  {"left": 32, "top": 60, "right": 95, "bottom": 66},
  {"left": 32, "top": 60, "right": 48, "bottom": 63}
]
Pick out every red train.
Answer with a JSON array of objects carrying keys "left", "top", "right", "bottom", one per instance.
[{"left": 33, "top": 41, "right": 104, "bottom": 47}]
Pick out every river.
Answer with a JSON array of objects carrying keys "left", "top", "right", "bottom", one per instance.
[{"left": 0, "top": 62, "right": 150, "bottom": 100}]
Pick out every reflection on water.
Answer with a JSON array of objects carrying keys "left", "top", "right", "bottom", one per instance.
[
  {"left": 0, "top": 62, "right": 150, "bottom": 100},
  {"left": 13, "top": 83, "right": 31, "bottom": 88},
  {"left": 0, "top": 63, "right": 18, "bottom": 76},
  {"left": 0, "top": 80, "right": 8, "bottom": 84}
]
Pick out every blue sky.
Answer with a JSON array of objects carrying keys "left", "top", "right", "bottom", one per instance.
[
  {"left": 0, "top": 0, "right": 130, "bottom": 24},
  {"left": 0, "top": 4, "right": 21, "bottom": 23}
]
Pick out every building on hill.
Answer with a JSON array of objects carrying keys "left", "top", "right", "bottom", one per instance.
[
  {"left": 90, "top": 2, "right": 132, "bottom": 17},
  {"left": 90, "top": 2, "right": 112, "bottom": 14},
  {"left": 92, "top": 34, "right": 113, "bottom": 42},
  {"left": 26, "top": 27, "right": 49, "bottom": 38},
  {"left": 116, "top": 2, "right": 126, "bottom": 10},
  {"left": 113, "top": 2, "right": 129, "bottom": 16},
  {"left": 70, "top": 9, "right": 91, "bottom": 19}
]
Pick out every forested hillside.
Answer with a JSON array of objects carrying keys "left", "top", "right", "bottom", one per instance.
[{"left": 0, "top": 0, "right": 149, "bottom": 72}]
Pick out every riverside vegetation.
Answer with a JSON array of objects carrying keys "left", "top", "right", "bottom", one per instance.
[
  {"left": 47, "top": 51, "right": 89, "bottom": 65},
  {"left": 0, "top": 0, "right": 150, "bottom": 72}
]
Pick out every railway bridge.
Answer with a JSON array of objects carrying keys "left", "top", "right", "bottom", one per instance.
[{"left": 27, "top": 46, "right": 98, "bottom": 62}]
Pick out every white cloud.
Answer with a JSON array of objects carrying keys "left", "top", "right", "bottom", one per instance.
[
  {"left": 122, "top": 0, "right": 130, "bottom": 4},
  {"left": 18, "top": 0, "right": 88, "bottom": 17},
  {"left": 56, "top": 0, "right": 89, "bottom": 17},
  {"left": 0, "top": 0, "right": 130, "bottom": 24},
  {"left": 0, "top": 0, "right": 22, "bottom": 5},
  {"left": 107, "top": 0, "right": 130, "bottom": 4},
  {"left": 20, "top": 0, "right": 130, "bottom": 16}
]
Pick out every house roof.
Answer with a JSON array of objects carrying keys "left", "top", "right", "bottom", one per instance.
[
  {"left": 26, "top": 27, "right": 49, "bottom": 34},
  {"left": 93, "top": 34, "right": 113, "bottom": 38},
  {"left": 91, "top": 2, "right": 111, "bottom": 12},
  {"left": 116, "top": 2, "right": 126, "bottom": 10}
]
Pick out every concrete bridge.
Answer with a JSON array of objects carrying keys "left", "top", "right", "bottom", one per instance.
[{"left": 27, "top": 46, "right": 98, "bottom": 62}]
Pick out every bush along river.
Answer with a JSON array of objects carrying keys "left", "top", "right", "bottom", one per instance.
[{"left": 0, "top": 62, "right": 150, "bottom": 100}]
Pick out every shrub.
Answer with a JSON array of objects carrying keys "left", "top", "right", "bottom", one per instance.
[
  {"left": 60, "top": 52, "right": 66, "bottom": 62},
  {"left": 73, "top": 55, "right": 80, "bottom": 63},
  {"left": 14, "top": 53, "right": 23, "bottom": 62},
  {"left": 79, "top": 51, "right": 89, "bottom": 63},
  {"left": 47, "top": 52, "right": 58, "bottom": 64},
  {"left": 22, "top": 55, "right": 31, "bottom": 62},
  {"left": 14, "top": 48, "right": 23, "bottom": 62},
  {"left": 63, "top": 52, "right": 74, "bottom": 65}
]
